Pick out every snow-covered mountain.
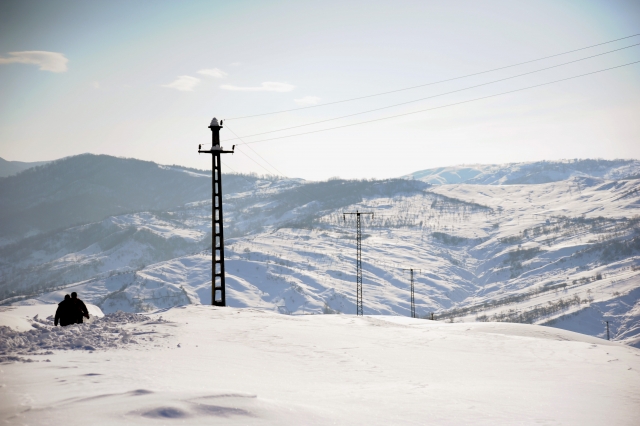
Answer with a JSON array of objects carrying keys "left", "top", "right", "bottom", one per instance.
[
  {"left": 403, "top": 159, "right": 640, "bottom": 185},
  {"left": 2, "top": 155, "right": 639, "bottom": 348}
]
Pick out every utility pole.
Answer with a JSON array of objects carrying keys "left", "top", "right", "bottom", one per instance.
[
  {"left": 343, "top": 210, "right": 374, "bottom": 316},
  {"left": 605, "top": 320, "right": 610, "bottom": 340},
  {"left": 402, "top": 268, "right": 421, "bottom": 318},
  {"left": 198, "top": 117, "right": 234, "bottom": 306}
]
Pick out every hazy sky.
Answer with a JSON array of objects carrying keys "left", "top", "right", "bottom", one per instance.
[{"left": 1, "top": 0, "right": 639, "bottom": 180}]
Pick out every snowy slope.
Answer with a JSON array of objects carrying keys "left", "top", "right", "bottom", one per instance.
[
  {"left": 1, "top": 305, "right": 639, "bottom": 425},
  {"left": 7, "top": 175, "right": 638, "bottom": 348},
  {"left": 2, "top": 157, "right": 639, "bottom": 349},
  {"left": 404, "top": 159, "right": 640, "bottom": 185}
]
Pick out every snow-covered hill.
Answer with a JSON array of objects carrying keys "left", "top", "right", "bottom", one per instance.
[
  {"left": 404, "top": 159, "right": 640, "bottom": 185},
  {"left": 1, "top": 304, "right": 639, "bottom": 425},
  {"left": 1, "top": 156, "right": 639, "bottom": 348},
  {"left": 0, "top": 154, "right": 231, "bottom": 238}
]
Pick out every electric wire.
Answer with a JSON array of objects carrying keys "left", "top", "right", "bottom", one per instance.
[
  {"left": 235, "top": 146, "right": 278, "bottom": 176},
  {"left": 222, "top": 42, "right": 640, "bottom": 142},
  {"left": 221, "top": 160, "right": 237, "bottom": 174},
  {"left": 234, "top": 60, "right": 640, "bottom": 146},
  {"left": 199, "top": 124, "right": 276, "bottom": 175},
  {"left": 225, "top": 33, "right": 640, "bottom": 120},
  {"left": 228, "top": 124, "right": 336, "bottom": 201},
  {"left": 225, "top": 124, "right": 286, "bottom": 176}
]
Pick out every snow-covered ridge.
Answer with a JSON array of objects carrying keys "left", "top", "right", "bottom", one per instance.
[
  {"left": 1, "top": 155, "right": 639, "bottom": 349},
  {"left": 404, "top": 159, "right": 640, "bottom": 185}
]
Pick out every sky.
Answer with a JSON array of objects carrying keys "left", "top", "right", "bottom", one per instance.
[{"left": 0, "top": 0, "right": 639, "bottom": 180}]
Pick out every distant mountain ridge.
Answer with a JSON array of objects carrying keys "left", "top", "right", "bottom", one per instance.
[
  {"left": 0, "top": 157, "right": 49, "bottom": 178},
  {"left": 0, "top": 154, "right": 261, "bottom": 238},
  {"left": 404, "top": 159, "right": 640, "bottom": 185}
]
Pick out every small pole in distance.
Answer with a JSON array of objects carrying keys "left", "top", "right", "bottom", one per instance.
[{"left": 402, "top": 268, "right": 421, "bottom": 318}]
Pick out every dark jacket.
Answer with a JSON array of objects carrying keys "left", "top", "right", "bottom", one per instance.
[
  {"left": 54, "top": 299, "right": 76, "bottom": 326},
  {"left": 73, "top": 298, "right": 89, "bottom": 323}
]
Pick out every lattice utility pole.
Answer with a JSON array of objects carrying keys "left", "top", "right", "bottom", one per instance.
[
  {"left": 198, "top": 117, "right": 234, "bottom": 306},
  {"left": 402, "top": 268, "right": 421, "bottom": 318},
  {"left": 343, "top": 210, "right": 373, "bottom": 316}
]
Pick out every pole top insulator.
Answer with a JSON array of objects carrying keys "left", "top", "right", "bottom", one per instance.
[{"left": 209, "top": 117, "right": 222, "bottom": 128}]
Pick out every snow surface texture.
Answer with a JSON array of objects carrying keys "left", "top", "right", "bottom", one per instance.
[
  {"left": 1, "top": 305, "right": 639, "bottom": 425},
  {"left": 2, "top": 159, "right": 639, "bottom": 349},
  {"left": 0, "top": 305, "right": 169, "bottom": 362},
  {"left": 0, "top": 304, "right": 103, "bottom": 332}
]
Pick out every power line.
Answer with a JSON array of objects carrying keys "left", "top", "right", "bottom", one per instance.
[
  {"left": 232, "top": 143, "right": 334, "bottom": 197},
  {"left": 235, "top": 146, "right": 278, "bottom": 176},
  {"left": 235, "top": 60, "right": 640, "bottom": 146},
  {"left": 225, "top": 124, "right": 286, "bottom": 176},
  {"left": 221, "top": 160, "right": 238, "bottom": 173},
  {"left": 228, "top": 125, "right": 349, "bottom": 204},
  {"left": 200, "top": 124, "right": 277, "bottom": 176},
  {"left": 225, "top": 33, "right": 640, "bottom": 120},
  {"left": 223, "top": 42, "right": 640, "bottom": 142},
  {"left": 213, "top": 123, "right": 279, "bottom": 176}
]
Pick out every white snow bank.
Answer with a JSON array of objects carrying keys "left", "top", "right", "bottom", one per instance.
[
  {"left": 370, "top": 315, "right": 615, "bottom": 345},
  {"left": 0, "top": 310, "right": 163, "bottom": 360},
  {"left": 3, "top": 306, "right": 638, "bottom": 425},
  {"left": 0, "top": 303, "right": 104, "bottom": 332}
]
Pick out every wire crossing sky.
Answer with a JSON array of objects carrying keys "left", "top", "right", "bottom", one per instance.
[
  {"left": 224, "top": 34, "right": 640, "bottom": 121},
  {"left": 230, "top": 60, "right": 640, "bottom": 146},
  {"left": 1, "top": 0, "right": 639, "bottom": 180},
  {"left": 219, "top": 44, "right": 640, "bottom": 143}
]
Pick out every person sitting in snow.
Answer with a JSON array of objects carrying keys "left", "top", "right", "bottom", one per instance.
[
  {"left": 71, "top": 292, "right": 90, "bottom": 324},
  {"left": 54, "top": 294, "right": 75, "bottom": 327}
]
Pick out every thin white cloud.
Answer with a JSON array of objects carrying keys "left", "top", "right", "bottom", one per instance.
[
  {"left": 197, "top": 68, "right": 227, "bottom": 78},
  {"left": 294, "top": 96, "right": 321, "bottom": 106},
  {"left": 0, "top": 51, "right": 68, "bottom": 72},
  {"left": 162, "top": 75, "right": 200, "bottom": 91},
  {"left": 220, "top": 82, "right": 295, "bottom": 92}
]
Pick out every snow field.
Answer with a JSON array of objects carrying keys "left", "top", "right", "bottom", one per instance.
[{"left": 1, "top": 305, "right": 639, "bottom": 425}]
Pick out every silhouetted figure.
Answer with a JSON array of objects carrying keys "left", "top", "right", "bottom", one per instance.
[
  {"left": 71, "top": 292, "right": 89, "bottom": 324},
  {"left": 54, "top": 294, "right": 75, "bottom": 327}
]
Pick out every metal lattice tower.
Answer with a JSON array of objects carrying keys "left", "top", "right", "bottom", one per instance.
[
  {"left": 343, "top": 210, "right": 373, "bottom": 316},
  {"left": 402, "top": 268, "right": 421, "bottom": 318},
  {"left": 198, "top": 117, "right": 234, "bottom": 306}
]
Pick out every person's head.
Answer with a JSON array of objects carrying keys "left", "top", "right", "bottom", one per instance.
[
  {"left": 71, "top": 292, "right": 77, "bottom": 299},
  {"left": 64, "top": 294, "right": 71, "bottom": 300}
]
